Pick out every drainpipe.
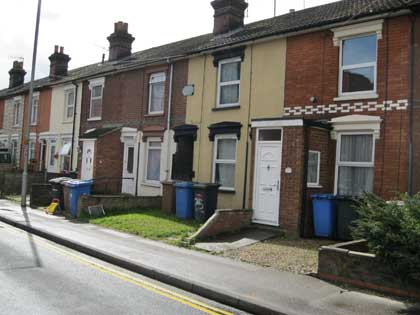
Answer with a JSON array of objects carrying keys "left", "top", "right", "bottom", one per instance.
[
  {"left": 242, "top": 44, "right": 254, "bottom": 209},
  {"left": 408, "top": 14, "right": 416, "bottom": 195},
  {"left": 70, "top": 81, "right": 79, "bottom": 173},
  {"left": 165, "top": 60, "right": 174, "bottom": 181}
]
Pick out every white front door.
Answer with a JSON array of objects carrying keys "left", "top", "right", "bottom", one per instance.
[
  {"left": 81, "top": 140, "right": 95, "bottom": 180},
  {"left": 122, "top": 143, "right": 137, "bottom": 195},
  {"left": 253, "top": 129, "right": 282, "bottom": 226}
]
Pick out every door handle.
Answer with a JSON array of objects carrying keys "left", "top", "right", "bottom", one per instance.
[{"left": 276, "top": 180, "right": 280, "bottom": 191}]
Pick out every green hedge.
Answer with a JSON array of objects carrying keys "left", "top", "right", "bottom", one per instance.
[{"left": 352, "top": 193, "right": 420, "bottom": 282}]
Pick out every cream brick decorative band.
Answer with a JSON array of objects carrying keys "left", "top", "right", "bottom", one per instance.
[{"left": 284, "top": 100, "right": 409, "bottom": 116}]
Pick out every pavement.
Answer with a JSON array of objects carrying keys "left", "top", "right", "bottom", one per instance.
[
  {"left": 0, "top": 223, "right": 246, "bottom": 315},
  {"left": 195, "top": 229, "right": 277, "bottom": 253},
  {"left": 0, "top": 199, "right": 418, "bottom": 315}
]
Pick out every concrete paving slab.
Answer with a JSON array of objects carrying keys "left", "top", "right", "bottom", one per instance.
[{"left": 195, "top": 229, "right": 277, "bottom": 252}]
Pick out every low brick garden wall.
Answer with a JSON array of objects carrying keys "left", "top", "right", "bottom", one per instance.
[
  {"left": 190, "top": 209, "right": 253, "bottom": 241},
  {"left": 78, "top": 195, "right": 162, "bottom": 217},
  {"left": 318, "top": 240, "right": 420, "bottom": 299}
]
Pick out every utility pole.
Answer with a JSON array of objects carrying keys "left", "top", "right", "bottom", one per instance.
[
  {"left": 21, "top": 0, "right": 42, "bottom": 207},
  {"left": 274, "top": 0, "right": 277, "bottom": 17}
]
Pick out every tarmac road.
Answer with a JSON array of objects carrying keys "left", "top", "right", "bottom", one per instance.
[{"left": 0, "top": 223, "right": 248, "bottom": 315}]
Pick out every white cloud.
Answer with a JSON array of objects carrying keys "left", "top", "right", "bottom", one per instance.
[{"left": 0, "top": 0, "right": 334, "bottom": 88}]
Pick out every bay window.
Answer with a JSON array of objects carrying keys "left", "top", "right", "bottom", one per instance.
[
  {"left": 336, "top": 133, "right": 375, "bottom": 196},
  {"left": 145, "top": 139, "right": 161, "bottom": 184},
  {"left": 217, "top": 58, "right": 241, "bottom": 108},
  {"left": 49, "top": 140, "right": 57, "bottom": 168},
  {"left": 307, "top": 151, "right": 320, "bottom": 187},
  {"left": 60, "top": 140, "right": 72, "bottom": 173},
  {"left": 212, "top": 134, "right": 237, "bottom": 190},
  {"left": 28, "top": 141, "right": 36, "bottom": 161},
  {"left": 148, "top": 73, "right": 166, "bottom": 114}
]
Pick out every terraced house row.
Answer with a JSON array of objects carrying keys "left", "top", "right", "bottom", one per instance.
[{"left": 1, "top": 0, "right": 420, "bottom": 235}]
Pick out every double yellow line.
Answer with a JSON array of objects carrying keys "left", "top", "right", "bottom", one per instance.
[{"left": 3, "top": 225, "right": 235, "bottom": 315}]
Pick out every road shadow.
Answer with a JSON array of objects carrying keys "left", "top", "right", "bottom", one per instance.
[{"left": 20, "top": 206, "right": 42, "bottom": 268}]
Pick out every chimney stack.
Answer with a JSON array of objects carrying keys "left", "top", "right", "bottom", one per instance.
[
  {"left": 107, "top": 21, "right": 135, "bottom": 61},
  {"left": 211, "top": 0, "right": 248, "bottom": 35},
  {"left": 49, "top": 45, "right": 71, "bottom": 79},
  {"left": 8, "top": 61, "right": 26, "bottom": 89}
]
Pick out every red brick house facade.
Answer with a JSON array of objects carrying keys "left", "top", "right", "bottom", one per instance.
[
  {"left": 78, "top": 22, "right": 188, "bottom": 195},
  {"left": 252, "top": 15, "right": 414, "bottom": 235}
]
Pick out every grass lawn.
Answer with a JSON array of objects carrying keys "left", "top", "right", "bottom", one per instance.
[
  {"left": 4, "top": 194, "right": 31, "bottom": 207},
  {"left": 90, "top": 209, "right": 201, "bottom": 245}
]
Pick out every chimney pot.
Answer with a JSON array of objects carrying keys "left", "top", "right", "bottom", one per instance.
[
  {"left": 107, "top": 21, "right": 135, "bottom": 61},
  {"left": 60, "top": 46, "right": 64, "bottom": 53},
  {"left": 54, "top": 45, "right": 59, "bottom": 53},
  {"left": 211, "top": 0, "right": 248, "bottom": 35},
  {"left": 289, "top": 9, "right": 295, "bottom": 13}
]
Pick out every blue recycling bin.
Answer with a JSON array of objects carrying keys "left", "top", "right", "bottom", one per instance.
[
  {"left": 64, "top": 180, "right": 93, "bottom": 218},
  {"left": 312, "top": 194, "right": 336, "bottom": 238},
  {"left": 175, "top": 182, "right": 194, "bottom": 219}
]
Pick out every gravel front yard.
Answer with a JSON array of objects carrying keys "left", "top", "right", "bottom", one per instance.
[{"left": 220, "top": 236, "right": 334, "bottom": 274}]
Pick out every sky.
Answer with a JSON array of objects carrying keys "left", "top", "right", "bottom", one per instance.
[{"left": 0, "top": 0, "right": 335, "bottom": 89}]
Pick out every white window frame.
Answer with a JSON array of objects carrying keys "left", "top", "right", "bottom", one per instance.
[
  {"left": 212, "top": 134, "right": 238, "bottom": 191},
  {"left": 30, "top": 93, "right": 39, "bottom": 126},
  {"left": 48, "top": 139, "right": 57, "bottom": 169},
  {"left": 332, "top": 20, "right": 383, "bottom": 101},
  {"left": 334, "top": 132, "right": 375, "bottom": 195},
  {"left": 10, "top": 139, "right": 18, "bottom": 165},
  {"left": 338, "top": 33, "right": 378, "bottom": 98},
  {"left": 148, "top": 72, "right": 166, "bottom": 114},
  {"left": 64, "top": 87, "right": 76, "bottom": 122},
  {"left": 216, "top": 57, "right": 241, "bottom": 108},
  {"left": 307, "top": 150, "right": 321, "bottom": 188},
  {"left": 12, "top": 100, "right": 20, "bottom": 127},
  {"left": 144, "top": 137, "right": 162, "bottom": 186},
  {"left": 88, "top": 78, "right": 105, "bottom": 120},
  {"left": 28, "top": 140, "right": 36, "bottom": 161},
  {"left": 60, "top": 139, "right": 72, "bottom": 173}
]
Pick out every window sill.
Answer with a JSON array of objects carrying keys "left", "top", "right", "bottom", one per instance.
[
  {"left": 87, "top": 117, "right": 102, "bottom": 122},
  {"left": 144, "top": 113, "right": 164, "bottom": 118},
  {"left": 62, "top": 120, "right": 73, "bottom": 124},
  {"left": 142, "top": 181, "right": 161, "bottom": 188},
  {"left": 333, "top": 93, "right": 378, "bottom": 102},
  {"left": 307, "top": 184, "right": 323, "bottom": 189},
  {"left": 219, "top": 188, "right": 236, "bottom": 194},
  {"left": 212, "top": 105, "right": 240, "bottom": 112}
]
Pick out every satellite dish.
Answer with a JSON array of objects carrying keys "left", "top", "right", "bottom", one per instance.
[{"left": 182, "top": 85, "right": 195, "bottom": 97}]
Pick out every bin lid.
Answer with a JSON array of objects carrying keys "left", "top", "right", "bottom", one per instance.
[
  {"left": 174, "top": 182, "right": 193, "bottom": 188},
  {"left": 49, "top": 177, "right": 73, "bottom": 184},
  {"left": 312, "top": 194, "right": 336, "bottom": 200},
  {"left": 64, "top": 179, "right": 93, "bottom": 188}
]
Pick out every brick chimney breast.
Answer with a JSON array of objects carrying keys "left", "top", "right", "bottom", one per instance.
[
  {"left": 211, "top": 0, "right": 248, "bottom": 35},
  {"left": 107, "top": 21, "right": 135, "bottom": 61},
  {"left": 49, "top": 46, "right": 71, "bottom": 79},
  {"left": 8, "top": 61, "right": 26, "bottom": 89}
]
